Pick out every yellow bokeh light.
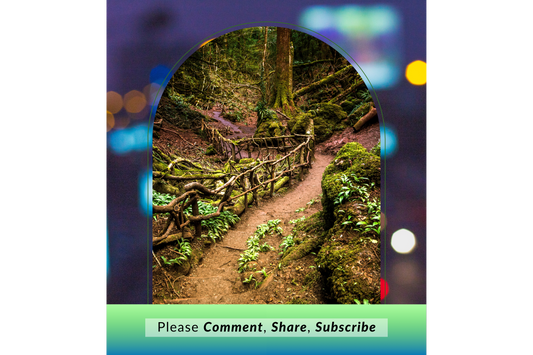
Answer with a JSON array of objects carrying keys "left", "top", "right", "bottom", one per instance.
[
  {"left": 107, "top": 91, "right": 123, "bottom": 114},
  {"left": 107, "top": 111, "right": 115, "bottom": 132},
  {"left": 124, "top": 90, "right": 147, "bottom": 114},
  {"left": 405, "top": 60, "right": 426, "bottom": 85}
]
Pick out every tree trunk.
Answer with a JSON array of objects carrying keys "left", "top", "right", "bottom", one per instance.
[{"left": 269, "top": 27, "right": 296, "bottom": 117}]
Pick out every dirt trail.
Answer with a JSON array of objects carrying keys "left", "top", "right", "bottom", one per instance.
[
  {"left": 169, "top": 152, "right": 333, "bottom": 304},
  {"left": 153, "top": 107, "right": 379, "bottom": 304}
]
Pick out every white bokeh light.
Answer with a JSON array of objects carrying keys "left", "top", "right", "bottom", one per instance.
[{"left": 391, "top": 228, "right": 416, "bottom": 254}]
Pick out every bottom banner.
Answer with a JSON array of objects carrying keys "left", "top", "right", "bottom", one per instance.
[{"left": 107, "top": 305, "right": 425, "bottom": 354}]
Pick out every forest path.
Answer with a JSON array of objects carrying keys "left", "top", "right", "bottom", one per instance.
[{"left": 170, "top": 152, "right": 333, "bottom": 304}]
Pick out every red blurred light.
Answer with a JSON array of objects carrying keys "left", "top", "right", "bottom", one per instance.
[{"left": 381, "top": 278, "right": 389, "bottom": 299}]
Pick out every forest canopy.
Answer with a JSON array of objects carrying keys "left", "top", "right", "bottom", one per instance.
[{"left": 158, "top": 26, "right": 372, "bottom": 130}]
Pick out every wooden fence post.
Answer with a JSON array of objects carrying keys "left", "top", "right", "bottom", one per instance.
[
  {"left": 270, "top": 164, "right": 275, "bottom": 197},
  {"left": 286, "top": 156, "right": 292, "bottom": 187},
  {"left": 250, "top": 170, "right": 258, "bottom": 206},
  {"left": 192, "top": 196, "right": 202, "bottom": 239},
  {"left": 231, "top": 143, "right": 236, "bottom": 162},
  {"left": 242, "top": 174, "right": 247, "bottom": 213}
]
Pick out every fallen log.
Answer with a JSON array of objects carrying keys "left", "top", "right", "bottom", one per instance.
[
  {"left": 153, "top": 227, "right": 194, "bottom": 246},
  {"left": 293, "top": 65, "right": 354, "bottom": 99},
  {"left": 353, "top": 106, "right": 377, "bottom": 131},
  {"left": 153, "top": 171, "right": 229, "bottom": 181},
  {"left": 328, "top": 79, "right": 365, "bottom": 104}
]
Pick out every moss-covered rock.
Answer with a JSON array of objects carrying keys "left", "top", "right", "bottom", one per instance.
[
  {"left": 316, "top": 102, "right": 347, "bottom": 123},
  {"left": 287, "top": 112, "right": 313, "bottom": 135},
  {"left": 290, "top": 103, "right": 347, "bottom": 143},
  {"left": 313, "top": 116, "right": 334, "bottom": 143},
  {"left": 340, "top": 99, "right": 363, "bottom": 114},
  {"left": 321, "top": 142, "right": 380, "bottom": 230},
  {"left": 314, "top": 141, "right": 381, "bottom": 304},
  {"left": 316, "top": 234, "right": 380, "bottom": 304},
  {"left": 254, "top": 117, "right": 285, "bottom": 147}
]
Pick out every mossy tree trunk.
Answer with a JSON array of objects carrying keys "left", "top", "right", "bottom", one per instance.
[
  {"left": 292, "top": 65, "right": 354, "bottom": 100},
  {"left": 269, "top": 27, "right": 296, "bottom": 117}
]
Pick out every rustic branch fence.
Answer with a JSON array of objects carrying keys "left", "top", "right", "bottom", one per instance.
[{"left": 152, "top": 121, "right": 314, "bottom": 246}]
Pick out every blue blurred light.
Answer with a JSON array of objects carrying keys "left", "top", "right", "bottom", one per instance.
[
  {"left": 108, "top": 124, "right": 149, "bottom": 155},
  {"left": 150, "top": 65, "right": 171, "bottom": 86},
  {"left": 380, "top": 125, "right": 398, "bottom": 158},
  {"left": 299, "top": 6, "right": 335, "bottom": 31},
  {"left": 299, "top": 4, "right": 402, "bottom": 89},
  {"left": 139, "top": 169, "right": 152, "bottom": 216}
]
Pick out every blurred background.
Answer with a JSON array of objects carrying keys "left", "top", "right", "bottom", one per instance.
[{"left": 107, "top": 0, "right": 426, "bottom": 304}]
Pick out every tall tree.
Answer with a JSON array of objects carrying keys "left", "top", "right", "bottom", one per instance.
[{"left": 269, "top": 27, "right": 296, "bottom": 117}]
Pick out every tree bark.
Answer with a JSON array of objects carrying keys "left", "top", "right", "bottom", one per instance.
[{"left": 269, "top": 27, "right": 296, "bottom": 117}]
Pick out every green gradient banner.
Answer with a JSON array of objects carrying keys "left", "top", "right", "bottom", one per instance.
[{"left": 108, "top": 305, "right": 425, "bottom": 354}]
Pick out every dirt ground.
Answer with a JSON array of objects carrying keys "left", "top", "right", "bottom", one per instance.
[{"left": 152, "top": 107, "right": 380, "bottom": 304}]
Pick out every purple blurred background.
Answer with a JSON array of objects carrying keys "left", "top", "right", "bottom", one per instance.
[{"left": 106, "top": 0, "right": 426, "bottom": 304}]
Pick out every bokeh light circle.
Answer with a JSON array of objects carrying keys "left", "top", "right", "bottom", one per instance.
[
  {"left": 391, "top": 228, "right": 416, "bottom": 254},
  {"left": 405, "top": 60, "right": 429, "bottom": 86},
  {"left": 107, "top": 91, "right": 123, "bottom": 114},
  {"left": 380, "top": 278, "right": 389, "bottom": 299},
  {"left": 124, "top": 90, "right": 147, "bottom": 113},
  {"left": 107, "top": 111, "right": 115, "bottom": 132}
]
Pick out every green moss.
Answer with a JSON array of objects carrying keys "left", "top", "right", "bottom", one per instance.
[
  {"left": 321, "top": 142, "right": 380, "bottom": 230},
  {"left": 153, "top": 161, "right": 167, "bottom": 172},
  {"left": 288, "top": 112, "right": 312, "bottom": 135},
  {"left": 291, "top": 103, "right": 347, "bottom": 143},
  {"left": 205, "top": 145, "right": 216, "bottom": 156},
  {"left": 347, "top": 102, "right": 373, "bottom": 125},
  {"left": 238, "top": 158, "right": 256, "bottom": 165},
  {"left": 340, "top": 99, "right": 362, "bottom": 114},
  {"left": 314, "top": 141, "right": 381, "bottom": 304},
  {"left": 316, "top": 103, "right": 346, "bottom": 124},
  {"left": 313, "top": 116, "right": 333, "bottom": 143},
  {"left": 254, "top": 118, "right": 284, "bottom": 141},
  {"left": 280, "top": 212, "right": 326, "bottom": 267},
  {"left": 315, "top": 235, "right": 380, "bottom": 304},
  {"left": 303, "top": 270, "right": 321, "bottom": 286}
]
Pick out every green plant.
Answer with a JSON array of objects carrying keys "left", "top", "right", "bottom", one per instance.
[
  {"left": 334, "top": 174, "right": 370, "bottom": 205},
  {"left": 370, "top": 141, "right": 381, "bottom": 156},
  {"left": 175, "top": 238, "right": 192, "bottom": 258},
  {"left": 295, "top": 207, "right": 305, "bottom": 213},
  {"left": 260, "top": 242, "right": 274, "bottom": 252},
  {"left": 354, "top": 299, "right": 370, "bottom": 305},
  {"left": 152, "top": 191, "right": 176, "bottom": 220},
  {"left": 290, "top": 216, "right": 306, "bottom": 224},
  {"left": 254, "top": 100, "right": 271, "bottom": 122},
  {"left": 279, "top": 234, "right": 295, "bottom": 255},
  {"left": 238, "top": 249, "right": 259, "bottom": 273},
  {"left": 238, "top": 219, "right": 283, "bottom": 274},
  {"left": 167, "top": 88, "right": 189, "bottom": 109},
  {"left": 355, "top": 218, "right": 381, "bottom": 234},
  {"left": 159, "top": 238, "right": 192, "bottom": 267},
  {"left": 306, "top": 198, "right": 318, "bottom": 207},
  {"left": 185, "top": 201, "right": 240, "bottom": 242}
]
